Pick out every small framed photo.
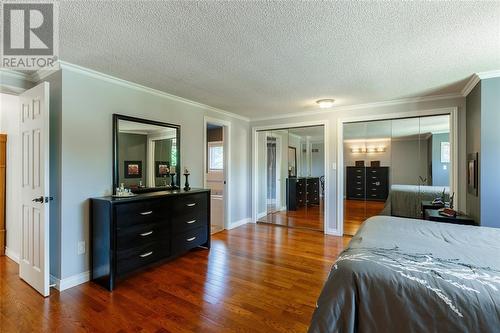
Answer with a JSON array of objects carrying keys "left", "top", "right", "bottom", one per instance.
[
  {"left": 124, "top": 160, "right": 142, "bottom": 178},
  {"left": 155, "top": 161, "right": 170, "bottom": 177}
]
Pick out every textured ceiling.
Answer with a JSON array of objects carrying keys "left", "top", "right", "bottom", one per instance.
[{"left": 58, "top": 1, "right": 500, "bottom": 119}]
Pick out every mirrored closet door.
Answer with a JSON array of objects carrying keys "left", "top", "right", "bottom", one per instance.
[
  {"left": 256, "top": 126, "right": 325, "bottom": 231},
  {"left": 343, "top": 114, "right": 451, "bottom": 236}
]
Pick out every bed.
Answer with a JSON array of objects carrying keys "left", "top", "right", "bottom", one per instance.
[
  {"left": 308, "top": 216, "right": 500, "bottom": 333},
  {"left": 380, "top": 185, "right": 450, "bottom": 218}
]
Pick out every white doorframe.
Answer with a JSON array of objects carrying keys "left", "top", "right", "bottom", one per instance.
[
  {"left": 252, "top": 120, "right": 330, "bottom": 234},
  {"left": 336, "top": 106, "right": 459, "bottom": 236},
  {"left": 203, "top": 116, "right": 231, "bottom": 230},
  {"left": 264, "top": 133, "right": 282, "bottom": 212}
]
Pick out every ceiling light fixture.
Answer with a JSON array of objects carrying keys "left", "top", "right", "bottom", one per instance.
[{"left": 316, "top": 99, "right": 335, "bottom": 109}]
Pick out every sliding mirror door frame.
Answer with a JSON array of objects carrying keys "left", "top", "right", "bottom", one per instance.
[
  {"left": 337, "top": 107, "right": 458, "bottom": 236},
  {"left": 252, "top": 120, "right": 330, "bottom": 234}
]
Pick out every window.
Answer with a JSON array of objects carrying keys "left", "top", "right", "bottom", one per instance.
[
  {"left": 208, "top": 141, "right": 223, "bottom": 171},
  {"left": 170, "top": 138, "right": 177, "bottom": 167}
]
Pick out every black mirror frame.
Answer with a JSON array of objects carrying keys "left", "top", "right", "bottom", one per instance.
[{"left": 113, "top": 114, "right": 181, "bottom": 194}]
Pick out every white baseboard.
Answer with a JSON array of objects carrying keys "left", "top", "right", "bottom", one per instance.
[
  {"left": 50, "top": 271, "right": 90, "bottom": 291},
  {"left": 5, "top": 247, "right": 19, "bottom": 263},
  {"left": 326, "top": 228, "right": 342, "bottom": 236},
  {"left": 228, "top": 218, "right": 251, "bottom": 230}
]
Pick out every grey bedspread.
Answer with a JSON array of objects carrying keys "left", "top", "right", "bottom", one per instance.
[
  {"left": 380, "top": 185, "right": 450, "bottom": 218},
  {"left": 308, "top": 216, "right": 500, "bottom": 333}
]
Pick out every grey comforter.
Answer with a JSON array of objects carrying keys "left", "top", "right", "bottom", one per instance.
[
  {"left": 308, "top": 216, "right": 500, "bottom": 333},
  {"left": 380, "top": 185, "right": 450, "bottom": 218}
]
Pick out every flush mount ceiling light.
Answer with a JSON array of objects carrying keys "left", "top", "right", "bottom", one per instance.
[{"left": 316, "top": 99, "right": 335, "bottom": 109}]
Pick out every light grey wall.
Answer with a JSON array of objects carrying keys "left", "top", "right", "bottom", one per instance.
[
  {"left": 479, "top": 77, "right": 500, "bottom": 228},
  {"left": 431, "top": 133, "right": 450, "bottom": 186},
  {"left": 466, "top": 83, "right": 481, "bottom": 222},
  {"left": 54, "top": 68, "right": 250, "bottom": 279},
  {"left": 311, "top": 143, "right": 324, "bottom": 177},
  {"left": 251, "top": 96, "right": 466, "bottom": 233},
  {"left": 391, "top": 139, "right": 429, "bottom": 185},
  {"left": 47, "top": 71, "right": 63, "bottom": 279}
]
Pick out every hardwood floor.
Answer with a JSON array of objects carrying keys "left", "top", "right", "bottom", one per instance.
[
  {"left": 258, "top": 200, "right": 324, "bottom": 231},
  {"left": 343, "top": 199, "right": 385, "bottom": 236},
  {"left": 0, "top": 223, "right": 349, "bottom": 333}
]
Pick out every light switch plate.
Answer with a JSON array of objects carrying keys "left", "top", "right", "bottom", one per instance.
[{"left": 78, "top": 241, "right": 86, "bottom": 255}]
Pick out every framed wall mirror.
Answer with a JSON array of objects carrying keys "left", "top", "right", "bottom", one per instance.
[{"left": 113, "top": 114, "right": 181, "bottom": 194}]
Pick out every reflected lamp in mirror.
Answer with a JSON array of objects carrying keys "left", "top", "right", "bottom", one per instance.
[
  {"left": 113, "top": 114, "right": 181, "bottom": 194},
  {"left": 351, "top": 146, "right": 386, "bottom": 154}
]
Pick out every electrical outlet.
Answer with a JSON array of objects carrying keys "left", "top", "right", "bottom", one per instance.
[{"left": 78, "top": 241, "right": 86, "bottom": 255}]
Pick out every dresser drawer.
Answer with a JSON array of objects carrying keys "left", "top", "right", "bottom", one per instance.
[
  {"left": 116, "top": 242, "right": 169, "bottom": 276},
  {"left": 171, "top": 212, "right": 207, "bottom": 234},
  {"left": 172, "top": 227, "right": 208, "bottom": 253},
  {"left": 366, "top": 192, "right": 386, "bottom": 200},
  {"left": 116, "top": 222, "right": 169, "bottom": 251},
  {"left": 115, "top": 199, "right": 166, "bottom": 227},
  {"left": 173, "top": 194, "right": 207, "bottom": 213}
]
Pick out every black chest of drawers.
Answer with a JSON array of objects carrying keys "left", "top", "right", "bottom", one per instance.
[
  {"left": 286, "top": 177, "right": 320, "bottom": 210},
  {"left": 346, "top": 167, "right": 389, "bottom": 201},
  {"left": 90, "top": 189, "right": 210, "bottom": 291}
]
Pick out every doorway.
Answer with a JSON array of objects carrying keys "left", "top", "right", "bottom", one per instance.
[
  {"left": 255, "top": 125, "right": 325, "bottom": 231},
  {"left": 204, "top": 117, "right": 230, "bottom": 234},
  {"left": 0, "top": 84, "right": 51, "bottom": 296}
]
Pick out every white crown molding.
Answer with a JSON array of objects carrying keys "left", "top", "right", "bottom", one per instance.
[
  {"left": 14, "top": 65, "right": 500, "bottom": 121},
  {"left": 0, "top": 68, "right": 32, "bottom": 81},
  {"left": 461, "top": 74, "right": 480, "bottom": 97},
  {"left": 250, "top": 93, "right": 463, "bottom": 122},
  {"left": 55, "top": 61, "right": 250, "bottom": 122},
  {"left": 477, "top": 69, "right": 500, "bottom": 80},
  {"left": 461, "top": 70, "right": 500, "bottom": 97}
]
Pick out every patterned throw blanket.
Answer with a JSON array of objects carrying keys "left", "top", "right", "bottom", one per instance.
[{"left": 308, "top": 216, "right": 500, "bottom": 333}]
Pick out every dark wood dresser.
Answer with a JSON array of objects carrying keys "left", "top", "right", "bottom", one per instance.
[
  {"left": 346, "top": 167, "right": 389, "bottom": 201},
  {"left": 286, "top": 177, "right": 320, "bottom": 211},
  {"left": 90, "top": 189, "right": 210, "bottom": 291}
]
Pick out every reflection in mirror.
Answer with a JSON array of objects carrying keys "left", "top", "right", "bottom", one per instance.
[
  {"left": 256, "top": 125, "right": 325, "bottom": 231},
  {"left": 342, "top": 114, "right": 451, "bottom": 236},
  {"left": 114, "top": 115, "right": 180, "bottom": 194}
]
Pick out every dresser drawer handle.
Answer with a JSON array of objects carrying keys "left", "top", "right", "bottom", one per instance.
[
  {"left": 186, "top": 236, "right": 197, "bottom": 242},
  {"left": 140, "top": 211, "right": 153, "bottom": 216},
  {"left": 140, "top": 231, "right": 153, "bottom": 237},
  {"left": 186, "top": 203, "right": 196, "bottom": 207},
  {"left": 186, "top": 220, "right": 196, "bottom": 224},
  {"left": 139, "top": 251, "right": 153, "bottom": 258}
]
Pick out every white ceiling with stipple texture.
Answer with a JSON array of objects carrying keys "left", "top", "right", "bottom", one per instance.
[{"left": 59, "top": 1, "right": 500, "bottom": 119}]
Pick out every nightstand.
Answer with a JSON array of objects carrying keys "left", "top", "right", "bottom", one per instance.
[
  {"left": 420, "top": 200, "right": 445, "bottom": 219},
  {"left": 424, "top": 209, "right": 475, "bottom": 226}
]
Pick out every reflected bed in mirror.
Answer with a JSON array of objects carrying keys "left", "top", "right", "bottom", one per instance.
[{"left": 113, "top": 114, "right": 180, "bottom": 194}]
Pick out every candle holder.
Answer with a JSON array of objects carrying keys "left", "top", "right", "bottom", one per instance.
[
  {"left": 183, "top": 173, "right": 191, "bottom": 191},
  {"left": 169, "top": 171, "right": 177, "bottom": 189}
]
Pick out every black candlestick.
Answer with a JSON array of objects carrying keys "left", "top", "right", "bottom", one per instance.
[
  {"left": 184, "top": 173, "right": 190, "bottom": 191},
  {"left": 169, "top": 172, "right": 177, "bottom": 189}
]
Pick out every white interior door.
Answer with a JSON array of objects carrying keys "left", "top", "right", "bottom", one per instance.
[{"left": 19, "top": 82, "right": 50, "bottom": 297}]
